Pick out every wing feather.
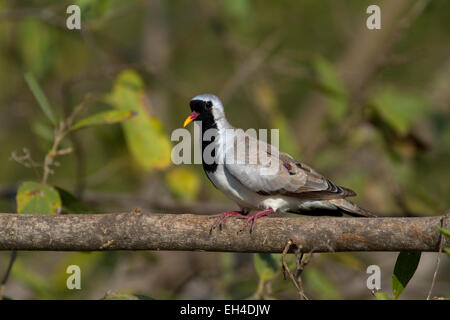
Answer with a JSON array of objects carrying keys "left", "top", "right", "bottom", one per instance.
[{"left": 224, "top": 131, "right": 355, "bottom": 200}]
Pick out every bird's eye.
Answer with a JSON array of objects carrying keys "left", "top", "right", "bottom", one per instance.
[{"left": 206, "top": 101, "right": 213, "bottom": 110}]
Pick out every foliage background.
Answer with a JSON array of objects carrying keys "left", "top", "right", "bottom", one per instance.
[{"left": 0, "top": 0, "right": 449, "bottom": 299}]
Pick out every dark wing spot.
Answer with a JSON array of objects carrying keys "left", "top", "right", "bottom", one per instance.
[
  {"left": 296, "top": 162, "right": 311, "bottom": 173},
  {"left": 283, "top": 162, "right": 295, "bottom": 175},
  {"left": 283, "top": 162, "right": 292, "bottom": 170}
]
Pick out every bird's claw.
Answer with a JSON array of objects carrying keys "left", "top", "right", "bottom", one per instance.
[
  {"left": 239, "top": 209, "right": 274, "bottom": 233},
  {"left": 209, "top": 211, "right": 245, "bottom": 234}
]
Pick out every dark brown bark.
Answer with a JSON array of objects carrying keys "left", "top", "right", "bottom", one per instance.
[{"left": 0, "top": 212, "right": 448, "bottom": 253}]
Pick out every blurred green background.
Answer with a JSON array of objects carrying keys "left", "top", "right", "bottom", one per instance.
[{"left": 0, "top": 0, "right": 449, "bottom": 299}]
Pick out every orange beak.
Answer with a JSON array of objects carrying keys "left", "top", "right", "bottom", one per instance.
[{"left": 183, "top": 111, "right": 199, "bottom": 127}]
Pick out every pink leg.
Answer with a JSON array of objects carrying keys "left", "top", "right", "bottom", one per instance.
[
  {"left": 240, "top": 208, "right": 274, "bottom": 232},
  {"left": 210, "top": 211, "right": 246, "bottom": 233}
]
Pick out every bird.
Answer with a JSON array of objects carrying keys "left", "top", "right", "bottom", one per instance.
[{"left": 183, "top": 94, "right": 376, "bottom": 232}]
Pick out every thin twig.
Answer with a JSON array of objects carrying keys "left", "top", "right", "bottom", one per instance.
[
  {"left": 295, "top": 249, "right": 314, "bottom": 299},
  {"left": 3, "top": 96, "right": 84, "bottom": 296},
  {"left": 0, "top": 250, "right": 17, "bottom": 300},
  {"left": 426, "top": 214, "right": 449, "bottom": 300},
  {"left": 281, "top": 239, "right": 308, "bottom": 300},
  {"left": 248, "top": 278, "right": 266, "bottom": 300},
  {"left": 10, "top": 149, "right": 42, "bottom": 180}
]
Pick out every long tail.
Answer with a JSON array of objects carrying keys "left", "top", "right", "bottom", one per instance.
[{"left": 328, "top": 199, "right": 377, "bottom": 217}]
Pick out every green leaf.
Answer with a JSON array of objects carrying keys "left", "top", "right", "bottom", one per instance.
[
  {"left": 224, "top": 0, "right": 250, "bottom": 19},
  {"left": 444, "top": 248, "right": 450, "bottom": 257},
  {"left": 375, "top": 292, "right": 392, "bottom": 300},
  {"left": 16, "top": 181, "right": 61, "bottom": 214},
  {"left": 313, "top": 56, "right": 348, "bottom": 121},
  {"left": 438, "top": 228, "right": 450, "bottom": 257},
  {"left": 372, "top": 87, "right": 428, "bottom": 135},
  {"left": 11, "top": 259, "right": 54, "bottom": 299},
  {"left": 71, "top": 109, "right": 137, "bottom": 131},
  {"left": 49, "top": 251, "right": 106, "bottom": 296},
  {"left": 19, "top": 19, "right": 54, "bottom": 77},
  {"left": 165, "top": 167, "right": 200, "bottom": 201},
  {"left": 107, "top": 70, "right": 171, "bottom": 171},
  {"left": 303, "top": 268, "right": 341, "bottom": 300},
  {"left": 54, "top": 186, "right": 89, "bottom": 213},
  {"left": 32, "top": 120, "right": 54, "bottom": 142},
  {"left": 102, "top": 291, "right": 139, "bottom": 300},
  {"left": 314, "top": 56, "right": 346, "bottom": 97},
  {"left": 24, "top": 72, "right": 57, "bottom": 125},
  {"left": 134, "top": 294, "right": 154, "bottom": 300},
  {"left": 437, "top": 227, "right": 450, "bottom": 238},
  {"left": 75, "top": 0, "right": 112, "bottom": 21},
  {"left": 253, "top": 253, "right": 279, "bottom": 281},
  {"left": 392, "top": 252, "right": 421, "bottom": 299},
  {"left": 326, "top": 252, "right": 364, "bottom": 271}
]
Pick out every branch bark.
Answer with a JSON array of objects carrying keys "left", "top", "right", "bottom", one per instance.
[{"left": 0, "top": 212, "right": 448, "bottom": 253}]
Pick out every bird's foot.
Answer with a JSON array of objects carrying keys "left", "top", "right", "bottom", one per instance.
[
  {"left": 240, "top": 208, "right": 274, "bottom": 233},
  {"left": 210, "top": 211, "right": 246, "bottom": 233}
]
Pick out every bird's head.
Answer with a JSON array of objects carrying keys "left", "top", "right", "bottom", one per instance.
[{"left": 183, "top": 94, "right": 225, "bottom": 127}]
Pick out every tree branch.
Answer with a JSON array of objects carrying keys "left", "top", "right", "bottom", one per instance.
[{"left": 0, "top": 213, "right": 448, "bottom": 253}]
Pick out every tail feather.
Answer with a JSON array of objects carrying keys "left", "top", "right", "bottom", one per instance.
[{"left": 329, "top": 199, "right": 377, "bottom": 218}]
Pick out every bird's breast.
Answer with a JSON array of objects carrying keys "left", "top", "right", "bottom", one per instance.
[{"left": 206, "top": 164, "right": 262, "bottom": 209}]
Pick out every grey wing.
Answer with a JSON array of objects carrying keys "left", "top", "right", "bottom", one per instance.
[{"left": 224, "top": 132, "right": 355, "bottom": 200}]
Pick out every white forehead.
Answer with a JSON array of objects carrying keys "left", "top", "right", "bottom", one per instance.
[{"left": 191, "top": 94, "right": 223, "bottom": 108}]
